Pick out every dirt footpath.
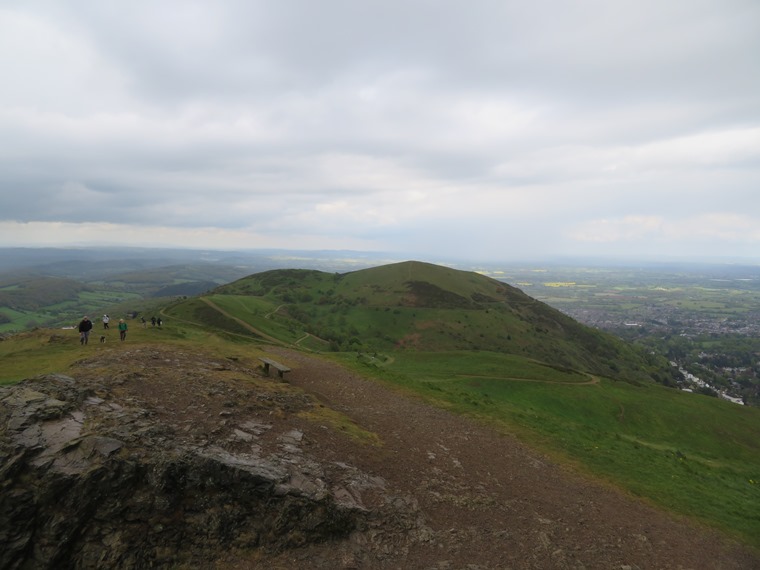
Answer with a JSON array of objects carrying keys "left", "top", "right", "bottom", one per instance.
[{"left": 259, "top": 347, "right": 759, "bottom": 570}]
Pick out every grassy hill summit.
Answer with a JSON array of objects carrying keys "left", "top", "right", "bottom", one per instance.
[{"left": 201, "top": 260, "right": 672, "bottom": 385}]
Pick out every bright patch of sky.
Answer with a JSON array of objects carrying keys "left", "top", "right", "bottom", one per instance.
[{"left": 1, "top": 0, "right": 759, "bottom": 262}]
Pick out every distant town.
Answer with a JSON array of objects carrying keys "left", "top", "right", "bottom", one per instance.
[{"left": 488, "top": 262, "right": 760, "bottom": 407}]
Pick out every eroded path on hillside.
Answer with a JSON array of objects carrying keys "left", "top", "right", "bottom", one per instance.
[
  {"left": 199, "top": 297, "right": 287, "bottom": 345},
  {"left": 457, "top": 373, "right": 600, "bottom": 385},
  {"left": 258, "top": 347, "right": 759, "bottom": 570}
]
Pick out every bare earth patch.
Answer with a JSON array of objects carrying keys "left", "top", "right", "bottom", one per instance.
[
  {"left": 70, "top": 344, "right": 760, "bottom": 569},
  {"left": 262, "top": 347, "right": 759, "bottom": 570}
]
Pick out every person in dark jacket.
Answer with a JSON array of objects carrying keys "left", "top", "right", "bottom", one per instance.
[{"left": 78, "top": 316, "right": 93, "bottom": 345}]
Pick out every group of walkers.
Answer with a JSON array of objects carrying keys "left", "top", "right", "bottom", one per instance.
[
  {"left": 140, "top": 315, "right": 162, "bottom": 328},
  {"left": 77, "top": 313, "right": 163, "bottom": 345}
]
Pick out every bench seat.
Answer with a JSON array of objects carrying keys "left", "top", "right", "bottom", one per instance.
[{"left": 259, "top": 357, "right": 291, "bottom": 379}]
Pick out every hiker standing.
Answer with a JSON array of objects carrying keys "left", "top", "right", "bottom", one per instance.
[
  {"left": 78, "top": 316, "right": 93, "bottom": 345},
  {"left": 151, "top": 316, "right": 156, "bottom": 327},
  {"left": 102, "top": 314, "right": 110, "bottom": 329},
  {"left": 118, "top": 319, "right": 128, "bottom": 341}
]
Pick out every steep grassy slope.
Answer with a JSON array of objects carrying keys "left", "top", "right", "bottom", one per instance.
[{"left": 208, "top": 261, "right": 672, "bottom": 384}]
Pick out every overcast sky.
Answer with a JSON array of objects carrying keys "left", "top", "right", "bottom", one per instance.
[{"left": 1, "top": 0, "right": 759, "bottom": 262}]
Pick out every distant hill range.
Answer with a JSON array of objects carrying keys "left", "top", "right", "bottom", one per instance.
[
  {"left": 198, "top": 260, "right": 675, "bottom": 384},
  {"left": 0, "top": 247, "right": 396, "bottom": 332}
]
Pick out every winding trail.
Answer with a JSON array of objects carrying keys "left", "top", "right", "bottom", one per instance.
[
  {"left": 264, "top": 304, "right": 285, "bottom": 319},
  {"left": 457, "top": 373, "right": 601, "bottom": 385},
  {"left": 293, "top": 332, "right": 330, "bottom": 348}
]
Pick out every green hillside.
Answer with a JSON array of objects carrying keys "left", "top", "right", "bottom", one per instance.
[
  {"left": 0, "top": 273, "right": 137, "bottom": 331},
  {"left": 0, "top": 274, "right": 90, "bottom": 311},
  {"left": 207, "top": 260, "right": 673, "bottom": 384},
  {"left": 3, "top": 261, "right": 760, "bottom": 547},
  {"left": 0, "top": 263, "right": 249, "bottom": 333}
]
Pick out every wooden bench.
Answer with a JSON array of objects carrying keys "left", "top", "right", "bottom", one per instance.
[{"left": 259, "top": 357, "right": 291, "bottom": 379}]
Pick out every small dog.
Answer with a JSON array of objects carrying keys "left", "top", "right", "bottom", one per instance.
[{"left": 100, "top": 335, "right": 106, "bottom": 344}]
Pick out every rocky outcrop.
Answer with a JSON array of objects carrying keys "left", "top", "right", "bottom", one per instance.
[{"left": 0, "top": 372, "right": 368, "bottom": 569}]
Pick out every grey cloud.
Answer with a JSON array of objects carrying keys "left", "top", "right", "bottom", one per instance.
[{"left": 1, "top": 0, "right": 759, "bottom": 260}]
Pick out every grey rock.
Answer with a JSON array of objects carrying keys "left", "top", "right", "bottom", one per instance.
[{"left": 0, "top": 374, "right": 364, "bottom": 570}]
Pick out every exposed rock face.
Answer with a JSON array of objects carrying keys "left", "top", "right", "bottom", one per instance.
[{"left": 0, "top": 372, "right": 365, "bottom": 569}]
